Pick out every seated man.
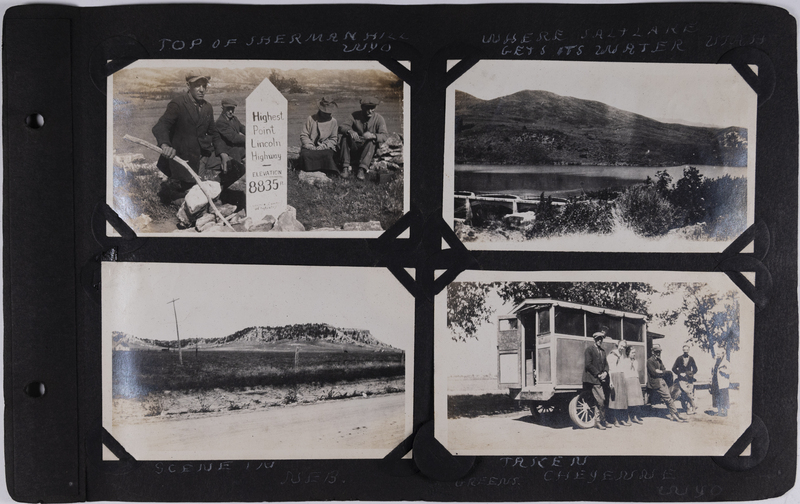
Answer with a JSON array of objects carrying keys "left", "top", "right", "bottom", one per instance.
[
  {"left": 646, "top": 344, "right": 687, "bottom": 422},
  {"left": 338, "top": 96, "right": 388, "bottom": 180},
  {"left": 298, "top": 97, "right": 339, "bottom": 175},
  {"left": 215, "top": 98, "right": 246, "bottom": 164},
  {"left": 152, "top": 72, "right": 241, "bottom": 204}
]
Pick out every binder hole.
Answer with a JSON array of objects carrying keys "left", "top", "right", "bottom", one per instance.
[
  {"left": 24, "top": 381, "right": 46, "bottom": 398},
  {"left": 25, "top": 113, "right": 45, "bottom": 129}
]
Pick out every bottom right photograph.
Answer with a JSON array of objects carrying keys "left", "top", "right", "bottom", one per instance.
[{"left": 435, "top": 271, "right": 754, "bottom": 456}]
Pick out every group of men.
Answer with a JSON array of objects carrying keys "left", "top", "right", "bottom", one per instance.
[
  {"left": 152, "top": 73, "right": 246, "bottom": 205},
  {"left": 151, "top": 72, "right": 390, "bottom": 205},
  {"left": 583, "top": 331, "right": 701, "bottom": 429}
]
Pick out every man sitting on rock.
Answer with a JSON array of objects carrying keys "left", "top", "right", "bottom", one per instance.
[
  {"left": 215, "top": 98, "right": 246, "bottom": 164},
  {"left": 338, "top": 96, "right": 388, "bottom": 180},
  {"left": 152, "top": 72, "right": 240, "bottom": 205}
]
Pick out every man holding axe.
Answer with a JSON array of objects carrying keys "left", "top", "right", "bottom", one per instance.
[{"left": 152, "top": 72, "right": 242, "bottom": 204}]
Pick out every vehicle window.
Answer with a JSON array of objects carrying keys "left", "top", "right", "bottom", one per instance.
[
  {"left": 499, "top": 319, "right": 518, "bottom": 331},
  {"left": 587, "top": 313, "right": 622, "bottom": 339},
  {"left": 537, "top": 308, "right": 550, "bottom": 335},
  {"left": 623, "top": 319, "right": 644, "bottom": 342},
  {"left": 554, "top": 307, "right": 584, "bottom": 336}
]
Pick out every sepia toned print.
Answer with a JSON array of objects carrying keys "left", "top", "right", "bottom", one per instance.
[
  {"left": 108, "top": 60, "right": 409, "bottom": 237},
  {"left": 443, "top": 60, "right": 756, "bottom": 252},
  {"left": 435, "top": 271, "right": 754, "bottom": 456},
  {"left": 102, "top": 263, "right": 414, "bottom": 460}
]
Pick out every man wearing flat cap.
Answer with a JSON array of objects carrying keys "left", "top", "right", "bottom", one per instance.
[
  {"left": 216, "top": 98, "right": 247, "bottom": 164},
  {"left": 646, "top": 344, "right": 687, "bottom": 422},
  {"left": 582, "top": 331, "right": 613, "bottom": 430},
  {"left": 338, "top": 96, "right": 389, "bottom": 180},
  {"left": 298, "top": 97, "right": 340, "bottom": 174},
  {"left": 152, "top": 72, "right": 233, "bottom": 203}
]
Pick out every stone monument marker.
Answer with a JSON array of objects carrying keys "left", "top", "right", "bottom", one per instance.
[{"left": 246, "top": 78, "right": 288, "bottom": 222}]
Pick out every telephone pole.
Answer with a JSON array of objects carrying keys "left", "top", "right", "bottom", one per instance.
[{"left": 167, "top": 298, "right": 183, "bottom": 365}]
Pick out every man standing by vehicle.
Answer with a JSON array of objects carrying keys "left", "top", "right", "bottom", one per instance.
[
  {"left": 583, "top": 331, "right": 613, "bottom": 430},
  {"left": 338, "top": 96, "right": 388, "bottom": 180},
  {"left": 152, "top": 72, "right": 233, "bottom": 204},
  {"left": 647, "top": 344, "right": 687, "bottom": 422},
  {"left": 672, "top": 344, "right": 698, "bottom": 415}
]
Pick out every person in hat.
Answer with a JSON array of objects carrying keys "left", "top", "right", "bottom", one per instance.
[
  {"left": 710, "top": 355, "right": 730, "bottom": 417},
  {"left": 338, "top": 96, "right": 389, "bottom": 180},
  {"left": 298, "top": 97, "right": 340, "bottom": 175},
  {"left": 646, "top": 344, "right": 687, "bottom": 422},
  {"left": 606, "top": 340, "right": 630, "bottom": 426},
  {"left": 671, "top": 344, "right": 698, "bottom": 415},
  {"left": 152, "top": 72, "right": 233, "bottom": 204},
  {"left": 215, "top": 98, "right": 247, "bottom": 164},
  {"left": 582, "top": 331, "right": 613, "bottom": 430},
  {"left": 623, "top": 345, "right": 645, "bottom": 424}
]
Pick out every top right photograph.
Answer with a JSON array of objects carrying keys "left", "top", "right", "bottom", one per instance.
[{"left": 444, "top": 60, "right": 756, "bottom": 252}]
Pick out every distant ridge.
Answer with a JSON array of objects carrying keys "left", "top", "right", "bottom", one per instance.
[
  {"left": 112, "top": 324, "right": 401, "bottom": 352},
  {"left": 454, "top": 89, "right": 747, "bottom": 167}
]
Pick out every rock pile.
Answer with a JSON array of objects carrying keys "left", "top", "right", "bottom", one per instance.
[
  {"left": 176, "top": 196, "right": 305, "bottom": 233},
  {"left": 366, "top": 132, "right": 404, "bottom": 182}
]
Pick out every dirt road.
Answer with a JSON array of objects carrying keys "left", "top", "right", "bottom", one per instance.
[
  {"left": 110, "top": 393, "right": 405, "bottom": 460},
  {"left": 444, "top": 392, "right": 748, "bottom": 457}
]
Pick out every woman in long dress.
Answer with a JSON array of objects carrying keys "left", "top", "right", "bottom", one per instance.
[
  {"left": 298, "top": 97, "right": 340, "bottom": 175},
  {"left": 606, "top": 340, "right": 629, "bottom": 426},
  {"left": 624, "top": 346, "right": 645, "bottom": 424}
]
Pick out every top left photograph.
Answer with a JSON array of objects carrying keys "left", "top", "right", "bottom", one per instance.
[{"left": 108, "top": 60, "right": 409, "bottom": 237}]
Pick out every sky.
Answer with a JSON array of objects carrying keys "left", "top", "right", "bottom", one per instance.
[
  {"left": 453, "top": 60, "right": 757, "bottom": 128},
  {"left": 438, "top": 270, "right": 754, "bottom": 382},
  {"left": 102, "top": 262, "right": 414, "bottom": 351}
]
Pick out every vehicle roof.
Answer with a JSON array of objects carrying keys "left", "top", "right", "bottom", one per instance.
[{"left": 510, "top": 298, "right": 647, "bottom": 320}]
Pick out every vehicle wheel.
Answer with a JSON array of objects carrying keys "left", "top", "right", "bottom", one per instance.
[{"left": 568, "top": 392, "right": 596, "bottom": 429}]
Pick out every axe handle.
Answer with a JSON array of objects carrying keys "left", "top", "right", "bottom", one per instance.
[{"left": 123, "top": 134, "right": 234, "bottom": 231}]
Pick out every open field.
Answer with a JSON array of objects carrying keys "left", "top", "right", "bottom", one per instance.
[{"left": 113, "top": 349, "right": 404, "bottom": 398}]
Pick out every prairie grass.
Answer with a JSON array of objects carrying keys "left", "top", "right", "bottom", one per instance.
[{"left": 113, "top": 350, "right": 404, "bottom": 399}]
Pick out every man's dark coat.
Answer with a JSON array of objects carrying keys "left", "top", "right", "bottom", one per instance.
[{"left": 152, "top": 92, "right": 225, "bottom": 183}]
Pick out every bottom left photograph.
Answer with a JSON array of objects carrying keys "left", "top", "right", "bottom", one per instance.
[{"left": 102, "top": 262, "right": 414, "bottom": 460}]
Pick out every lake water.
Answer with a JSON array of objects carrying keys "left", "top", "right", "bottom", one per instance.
[{"left": 455, "top": 165, "right": 747, "bottom": 199}]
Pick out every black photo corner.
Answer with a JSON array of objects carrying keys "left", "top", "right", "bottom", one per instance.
[{"left": 2, "top": 1, "right": 799, "bottom": 503}]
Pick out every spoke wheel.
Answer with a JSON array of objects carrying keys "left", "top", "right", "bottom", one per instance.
[{"left": 568, "top": 392, "right": 597, "bottom": 429}]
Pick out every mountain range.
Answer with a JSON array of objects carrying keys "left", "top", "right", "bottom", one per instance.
[
  {"left": 112, "top": 323, "right": 401, "bottom": 353},
  {"left": 454, "top": 90, "right": 747, "bottom": 167}
]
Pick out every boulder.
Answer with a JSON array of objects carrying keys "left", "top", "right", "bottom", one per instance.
[
  {"left": 195, "top": 213, "right": 216, "bottom": 229},
  {"left": 273, "top": 209, "right": 305, "bottom": 232},
  {"left": 342, "top": 221, "right": 383, "bottom": 231},
  {"left": 242, "top": 217, "right": 254, "bottom": 231},
  {"left": 250, "top": 215, "right": 276, "bottom": 232},
  {"left": 298, "top": 171, "right": 332, "bottom": 186},
  {"left": 384, "top": 132, "right": 403, "bottom": 148},
  {"left": 184, "top": 181, "right": 222, "bottom": 214},
  {"left": 250, "top": 221, "right": 275, "bottom": 232},
  {"left": 217, "top": 203, "right": 238, "bottom": 217},
  {"left": 176, "top": 204, "right": 193, "bottom": 228},
  {"left": 389, "top": 154, "right": 404, "bottom": 165},
  {"left": 205, "top": 225, "right": 234, "bottom": 233}
]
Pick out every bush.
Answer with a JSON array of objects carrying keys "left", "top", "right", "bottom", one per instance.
[
  {"left": 616, "top": 184, "right": 678, "bottom": 236},
  {"left": 559, "top": 199, "right": 614, "bottom": 235}
]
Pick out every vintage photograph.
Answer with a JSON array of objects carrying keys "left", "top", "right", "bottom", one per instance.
[
  {"left": 102, "top": 263, "right": 414, "bottom": 460},
  {"left": 434, "top": 271, "right": 754, "bottom": 456},
  {"left": 109, "top": 60, "right": 409, "bottom": 237},
  {"left": 443, "top": 61, "right": 756, "bottom": 252}
]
